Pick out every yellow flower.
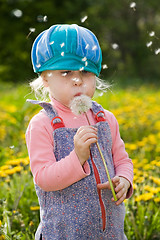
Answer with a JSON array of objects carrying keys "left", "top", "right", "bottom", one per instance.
[
  {"left": 0, "top": 235, "right": 5, "bottom": 240},
  {"left": 154, "top": 197, "right": 160, "bottom": 203},
  {"left": 128, "top": 143, "right": 137, "bottom": 150},
  {"left": 150, "top": 176, "right": 160, "bottom": 185},
  {"left": 0, "top": 165, "right": 10, "bottom": 171},
  {"left": 0, "top": 125, "right": 6, "bottom": 141},
  {"left": 29, "top": 221, "right": 34, "bottom": 226},
  {"left": 0, "top": 171, "right": 7, "bottom": 178},
  {"left": 154, "top": 120, "right": 160, "bottom": 130},
  {"left": 30, "top": 206, "right": 40, "bottom": 211},
  {"left": 135, "top": 192, "right": 154, "bottom": 202},
  {"left": 144, "top": 185, "right": 160, "bottom": 194},
  {"left": 4, "top": 166, "right": 23, "bottom": 175},
  {"left": 0, "top": 220, "right": 2, "bottom": 227}
]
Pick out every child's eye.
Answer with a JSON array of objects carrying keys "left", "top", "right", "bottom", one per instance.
[
  {"left": 81, "top": 70, "right": 90, "bottom": 74},
  {"left": 61, "top": 71, "right": 71, "bottom": 77}
]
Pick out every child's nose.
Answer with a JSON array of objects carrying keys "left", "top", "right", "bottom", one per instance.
[{"left": 72, "top": 72, "right": 83, "bottom": 85}]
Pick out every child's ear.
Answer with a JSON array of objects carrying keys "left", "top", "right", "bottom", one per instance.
[{"left": 41, "top": 72, "right": 49, "bottom": 87}]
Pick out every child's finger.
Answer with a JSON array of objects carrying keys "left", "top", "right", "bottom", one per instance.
[
  {"left": 112, "top": 176, "right": 120, "bottom": 185},
  {"left": 97, "top": 181, "right": 111, "bottom": 190},
  {"left": 112, "top": 192, "right": 126, "bottom": 206}
]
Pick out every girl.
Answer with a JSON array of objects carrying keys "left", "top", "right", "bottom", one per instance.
[{"left": 26, "top": 24, "right": 133, "bottom": 240}]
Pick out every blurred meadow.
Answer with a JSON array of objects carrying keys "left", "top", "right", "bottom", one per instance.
[
  {"left": 0, "top": 0, "right": 160, "bottom": 239},
  {"left": 0, "top": 82, "right": 160, "bottom": 239}
]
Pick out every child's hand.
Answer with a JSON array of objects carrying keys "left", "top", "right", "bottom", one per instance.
[
  {"left": 97, "top": 176, "right": 130, "bottom": 206},
  {"left": 74, "top": 126, "right": 98, "bottom": 166}
]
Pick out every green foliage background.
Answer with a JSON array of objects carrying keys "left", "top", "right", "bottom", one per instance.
[{"left": 0, "top": 0, "right": 160, "bottom": 83}]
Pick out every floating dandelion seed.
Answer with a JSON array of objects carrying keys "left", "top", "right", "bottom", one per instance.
[
  {"left": 81, "top": 15, "right": 88, "bottom": 23},
  {"left": 11, "top": 9, "right": 23, "bottom": 18},
  {"left": 36, "top": 64, "right": 41, "bottom": 68},
  {"left": 85, "top": 61, "right": 88, "bottom": 66},
  {"left": 130, "top": 2, "right": 136, "bottom": 10},
  {"left": 37, "top": 15, "right": 48, "bottom": 22},
  {"left": 29, "top": 28, "right": 35, "bottom": 33},
  {"left": 99, "top": 92, "right": 104, "bottom": 97},
  {"left": 47, "top": 73, "right": 53, "bottom": 77},
  {"left": 149, "top": 31, "right": 155, "bottom": 37},
  {"left": 61, "top": 52, "right": 64, "bottom": 56},
  {"left": 72, "top": 78, "right": 80, "bottom": 83},
  {"left": 49, "top": 41, "right": 54, "bottom": 45},
  {"left": 79, "top": 67, "right": 84, "bottom": 71},
  {"left": 62, "top": 72, "right": 67, "bottom": 77},
  {"left": 92, "top": 45, "right": 97, "bottom": 50},
  {"left": 102, "top": 64, "right": 108, "bottom": 69},
  {"left": 85, "top": 44, "right": 89, "bottom": 49},
  {"left": 112, "top": 43, "right": 119, "bottom": 50},
  {"left": 43, "top": 15, "right": 48, "bottom": 22},
  {"left": 155, "top": 48, "right": 160, "bottom": 55},
  {"left": 60, "top": 43, "right": 65, "bottom": 48},
  {"left": 27, "top": 28, "right": 36, "bottom": 38},
  {"left": 82, "top": 57, "right": 87, "bottom": 62},
  {"left": 10, "top": 145, "right": 15, "bottom": 149},
  {"left": 146, "top": 41, "right": 153, "bottom": 48}
]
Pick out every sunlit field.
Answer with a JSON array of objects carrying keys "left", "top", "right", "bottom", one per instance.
[{"left": 0, "top": 82, "right": 160, "bottom": 239}]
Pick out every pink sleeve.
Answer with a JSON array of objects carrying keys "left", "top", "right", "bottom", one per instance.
[
  {"left": 26, "top": 114, "right": 90, "bottom": 192},
  {"left": 105, "top": 111, "right": 133, "bottom": 198}
]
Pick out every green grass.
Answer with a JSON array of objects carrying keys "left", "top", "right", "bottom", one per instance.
[{"left": 0, "top": 81, "right": 160, "bottom": 239}]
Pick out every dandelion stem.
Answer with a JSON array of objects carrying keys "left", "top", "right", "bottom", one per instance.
[{"left": 85, "top": 113, "right": 117, "bottom": 201}]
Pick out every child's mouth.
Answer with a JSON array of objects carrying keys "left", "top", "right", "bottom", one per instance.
[{"left": 74, "top": 93, "right": 82, "bottom": 97}]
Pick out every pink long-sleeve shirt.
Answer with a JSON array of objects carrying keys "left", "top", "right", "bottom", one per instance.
[{"left": 26, "top": 98, "right": 133, "bottom": 197}]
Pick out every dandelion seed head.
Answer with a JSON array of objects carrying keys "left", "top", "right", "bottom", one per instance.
[
  {"left": 81, "top": 15, "right": 88, "bottom": 23},
  {"left": 70, "top": 95, "right": 92, "bottom": 115}
]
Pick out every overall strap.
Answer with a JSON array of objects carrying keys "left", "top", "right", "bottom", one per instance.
[
  {"left": 27, "top": 99, "right": 65, "bottom": 130},
  {"left": 91, "top": 101, "right": 106, "bottom": 122}
]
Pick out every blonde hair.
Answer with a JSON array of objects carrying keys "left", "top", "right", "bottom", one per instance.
[{"left": 29, "top": 74, "right": 110, "bottom": 101}]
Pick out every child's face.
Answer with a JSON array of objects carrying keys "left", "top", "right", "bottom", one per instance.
[{"left": 42, "top": 70, "right": 96, "bottom": 107}]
